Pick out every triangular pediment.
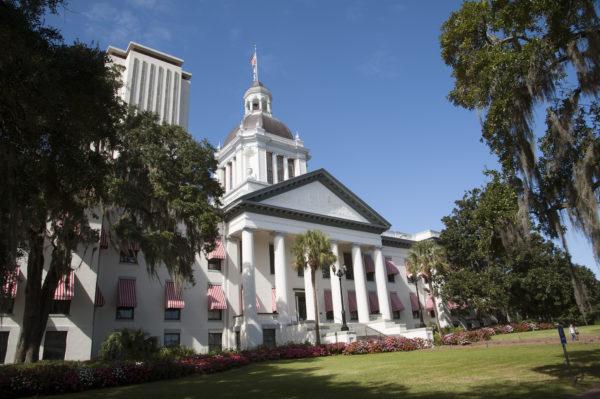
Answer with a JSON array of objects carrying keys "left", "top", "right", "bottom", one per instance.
[
  {"left": 260, "top": 181, "right": 369, "bottom": 223},
  {"left": 224, "top": 169, "right": 391, "bottom": 233}
]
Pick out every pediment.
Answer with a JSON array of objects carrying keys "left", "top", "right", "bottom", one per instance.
[
  {"left": 259, "top": 181, "right": 369, "bottom": 223},
  {"left": 225, "top": 169, "right": 391, "bottom": 233}
]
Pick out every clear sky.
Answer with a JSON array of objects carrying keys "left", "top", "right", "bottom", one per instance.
[{"left": 47, "top": 0, "right": 598, "bottom": 276}]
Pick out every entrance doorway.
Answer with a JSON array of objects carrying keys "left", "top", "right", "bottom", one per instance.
[{"left": 295, "top": 291, "right": 307, "bottom": 321}]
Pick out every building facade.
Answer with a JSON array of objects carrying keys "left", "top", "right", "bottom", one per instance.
[{"left": 0, "top": 43, "right": 458, "bottom": 363}]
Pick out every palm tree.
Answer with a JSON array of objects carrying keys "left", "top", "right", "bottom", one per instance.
[
  {"left": 407, "top": 239, "right": 447, "bottom": 335},
  {"left": 290, "top": 230, "right": 337, "bottom": 345}
]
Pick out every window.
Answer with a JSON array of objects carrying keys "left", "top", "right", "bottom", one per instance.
[
  {"left": 165, "top": 308, "right": 181, "bottom": 320},
  {"left": 276, "top": 155, "right": 284, "bottom": 183},
  {"left": 239, "top": 241, "right": 243, "bottom": 273},
  {"left": 116, "top": 307, "right": 134, "bottom": 320},
  {"left": 208, "top": 259, "right": 222, "bottom": 271},
  {"left": 393, "top": 310, "right": 401, "bottom": 320},
  {"left": 322, "top": 267, "right": 330, "bottom": 279},
  {"left": 326, "top": 311, "right": 334, "bottom": 321},
  {"left": 164, "top": 332, "right": 180, "bottom": 347},
  {"left": 228, "top": 162, "right": 233, "bottom": 190},
  {"left": 429, "top": 310, "right": 435, "bottom": 318},
  {"left": 119, "top": 249, "right": 138, "bottom": 264},
  {"left": 42, "top": 331, "right": 67, "bottom": 360},
  {"left": 208, "top": 309, "right": 222, "bottom": 320},
  {"left": 366, "top": 272, "right": 374, "bottom": 282},
  {"left": 0, "top": 298, "right": 14, "bottom": 314},
  {"left": 263, "top": 328, "right": 276, "bottom": 347},
  {"left": 222, "top": 167, "right": 226, "bottom": 192},
  {"left": 350, "top": 311, "right": 358, "bottom": 321},
  {"left": 50, "top": 300, "right": 71, "bottom": 315},
  {"left": 288, "top": 158, "right": 295, "bottom": 179},
  {"left": 266, "top": 152, "right": 273, "bottom": 184},
  {"left": 269, "top": 244, "right": 275, "bottom": 275},
  {"left": 208, "top": 332, "right": 222, "bottom": 353},
  {"left": 388, "top": 274, "right": 395, "bottom": 283},
  {"left": 412, "top": 311, "right": 420, "bottom": 319},
  {"left": 343, "top": 253, "right": 354, "bottom": 280},
  {"left": 235, "top": 331, "right": 241, "bottom": 351},
  {"left": 0, "top": 332, "right": 8, "bottom": 364},
  {"left": 297, "top": 268, "right": 304, "bottom": 277}
]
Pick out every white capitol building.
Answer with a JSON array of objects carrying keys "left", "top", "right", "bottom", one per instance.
[{"left": 0, "top": 42, "right": 469, "bottom": 362}]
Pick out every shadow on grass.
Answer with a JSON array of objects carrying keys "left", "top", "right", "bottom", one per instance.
[
  {"left": 43, "top": 357, "right": 593, "bottom": 399},
  {"left": 531, "top": 348, "right": 600, "bottom": 386}
]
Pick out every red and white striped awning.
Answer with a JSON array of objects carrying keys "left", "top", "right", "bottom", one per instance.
[
  {"left": 54, "top": 270, "right": 75, "bottom": 300},
  {"left": 363, "top": 255, "right": 375, "bottom": 273},
  {"left": 3, "top": 266, "right": 19, "bottom": 299},
  {"left": 118, "top": 279, "right": 137, "bottom": 307},
  {"left": 448, "top": 301, "right": 459, "bottom": 310},
  {"left": 425, "top": 294, "right": 435, "bottom": 311},
  {"left": 94, "top": 284, "right": 105, "bottom": 307},
  {"left": 208, "top": 284, "right": 227, "bottom": 310},
  {"left": 165, "top": 281, "right": 185, "bottom": 309},
  {"left": 390, "top": 292, "right": 405, "bottom": 312},
  {"left": 127, "top": 241, "right": 140, "bottom": 252},
  {"left": 324, "top": 289, "right": 333, "bottom": 312},
  {"left": 368, "top": 291, "right": 379, "bottom": 312},
  {"left": 347, "top": 290, "right": 357, "bottom": 312},
  {"left": 206, "top": 238, "right": 226, "bottom": 260},
  {"left": 100, "top": 228, "right": 109, "bottom": 249},
  {"left": 385, "top": 258, "right": 399, "bottom": 275},
  {"left": 271, "top": 288, "right": 277, "bottom": 312},
  {"left": 409, "top": 293, "right": 420, "bottom": 312}
]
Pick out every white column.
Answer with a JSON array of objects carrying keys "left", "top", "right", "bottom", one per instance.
[
  {"left": 352, "top": 243, "right": 369, "bottom": 323},
  {"left": 283, "top": 156, "right": 289, "bottom": 180},
  {"left": 241, "top": 228, "right": 261, "bottom": 349},
  {"left": 273, "top": 232, "right": 290, "bottom": 324},
  {"left": 330, "top": 241, "right": 343, "bottom": 324},
  {"left": 303, "top": 262, "right": 316, "bottom": 321},
  {"left": 373, "top": 247, "right": 392, "bottom": 320},
  {"left": 273, "top": 155, "right": 279, "bottom": 184}
]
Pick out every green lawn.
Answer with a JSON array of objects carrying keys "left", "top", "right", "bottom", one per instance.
[
  {"left": 490, "top": 325, "right": 600, "bottom": 341},
  {"left": 36, "top": 344, "right": 600, "bottom": 399}
]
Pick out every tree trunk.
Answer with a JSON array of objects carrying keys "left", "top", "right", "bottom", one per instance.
[
  {"left": 14, "top": 227, "right": 61, "bottom": 363},
  {"left": 311, "top": 266, "right": 320, "bottom": 345},
  {"left": 429, "top": 281, "right": 443, "bottom": 335}
]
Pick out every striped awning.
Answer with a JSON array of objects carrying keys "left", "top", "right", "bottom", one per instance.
[
  {"left": 390, "top": 292, "right": 405, "bottom": 312},
  {"left": 165, "top": 281, "right": 185, "bottom": 309},
  {"left": 347, "top": 290, "right": 357, "bottom": 312},
  {"left": 100, "top": 228, "right": 109, "bottom": 249},
  {"left": 54, "top": 270, "right": 75, "bottom": 300},
  {"left": 206, "top": 238, "right": 226, "bottom": 260},
  {"left": 368, "top": 291, "right": 379, "bottom": 312},
  {"left": 363, "top": 255, "right": 375, "bottom": 273},
  {"left": 118, "top": 279, "right": 137, "bottom": 307},
  {"left": 409, "top": 293, "right": 420, "bottom": 312},
  {"left": 385, "top": 258, "right": 399, "bottom": 275},
  {"left": 272, "top": 288, "right": 277, "bottom": 312},
  {"left": 324, "top": 289, "right": 333, "bottom": 312},
  {"left": 448, "top": 301, "right": 459, "bottom": 310},
  {"left": 425, "top": 294, "right": 435, "bottom": 311},
  {"left": 94, "top": 284, "right": 105, "bottom": 307},
  {"left": 127, "top": 241, "right": 140, "bottom": 252},
  {"left": 3, "top": 266, "right": 19, "bottom": 299},
  {"left": 208, "top": 284, "right": 227, "bottom": 310}
]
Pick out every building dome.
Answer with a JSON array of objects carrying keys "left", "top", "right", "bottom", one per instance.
[
  {"left": 223, "top": 81, "right": 293, "bottom": 146},
  {"left": 224, "top": 113, "right": 293, "bottom": 146}
]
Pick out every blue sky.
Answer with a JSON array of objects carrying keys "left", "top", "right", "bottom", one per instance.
[{"left": 47, "top": 0, "right": 598, "bottom": 276}]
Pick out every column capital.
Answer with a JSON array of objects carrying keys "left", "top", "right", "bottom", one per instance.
[
  {"left": 351, "top": 242, "right": 362, "bottom": 249},
  {"left": 373, "top": 245, "right": 383, "bottom": 251},
  {"left": 270, "top": 230, "right": 286, "bottom": 238},
  {"left": 242, "top": 227, "right": 255, "bottom": 233}
]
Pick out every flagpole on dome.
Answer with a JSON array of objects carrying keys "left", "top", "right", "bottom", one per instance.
[{"left": 250, "top": 45, "right": 258, "bottom": 82}]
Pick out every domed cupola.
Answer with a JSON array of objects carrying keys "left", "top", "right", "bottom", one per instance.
[{"left": 215, "top": 68, "right": 310, "bottom": 205}]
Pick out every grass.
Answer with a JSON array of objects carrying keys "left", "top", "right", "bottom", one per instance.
[
  {"left": 33, "top": 344, "right": 600, "bottom": 399},
  {"left": 490, "top": 324, "right": 600, "bottom": 341}
]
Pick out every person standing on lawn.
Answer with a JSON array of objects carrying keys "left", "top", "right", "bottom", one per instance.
[{"left": 569, "top": 324, "right": 578, "bottom": 342}]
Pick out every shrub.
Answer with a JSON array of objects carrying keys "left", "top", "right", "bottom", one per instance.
[
  {"left": 157, "top": 345, "right": 197, "bottom": 359},
  {"left": 99, "top": 329, "right": 159, "bottom": 361}
]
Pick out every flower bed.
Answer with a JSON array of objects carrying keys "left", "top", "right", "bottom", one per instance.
[
  {"left": 441, "top": 321, "right": 556, "bottom": 345},
  {"left": 0, "top": 338, "right": 429, "bottom": 398}
]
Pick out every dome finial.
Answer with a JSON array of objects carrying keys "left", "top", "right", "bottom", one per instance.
[{"left": 295, "top": 131, "right": 300, "bottom": 141}]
